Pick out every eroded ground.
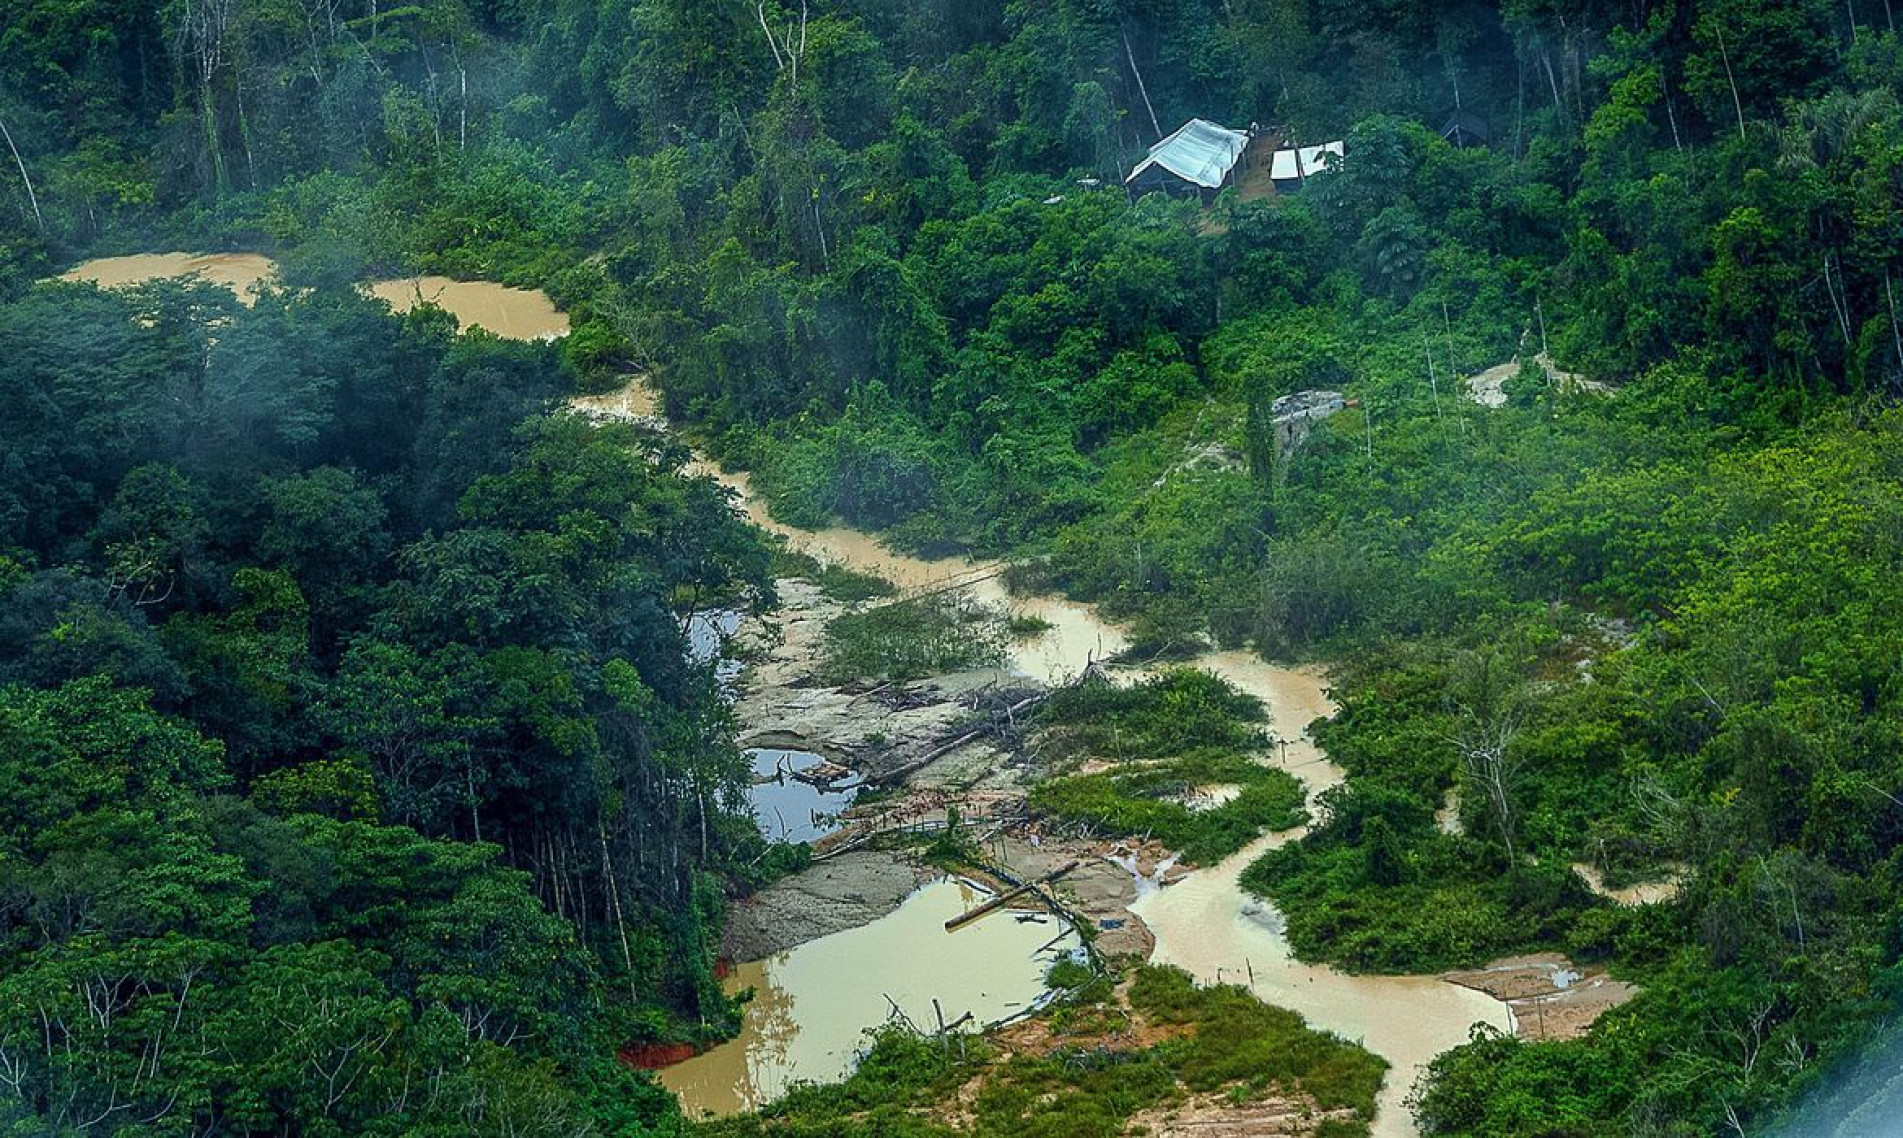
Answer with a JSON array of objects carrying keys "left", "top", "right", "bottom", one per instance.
[{"left": 1442, "top": 953, "right": 1637, "bottom": 1042}]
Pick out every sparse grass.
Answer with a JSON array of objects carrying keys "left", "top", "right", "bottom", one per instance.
[
  {"left": 819, "top": 592, "right": 1007, "bottom": 683},
  {"left": 1125, "top": 966, "right": 1383, "bottom": 1122},
  {"left": 768, "top": 547, "right": 898, "bottom": 603},
  {"left": 1037, "top": 668, "right": 1268, "bottom": 764},
  {"left": 813, "top": 562, "right": 899, "bottom": 604}
]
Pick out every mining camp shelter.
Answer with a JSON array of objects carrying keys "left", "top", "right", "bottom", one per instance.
[
  {"left": 1269, "top": 140, "right": 1344, "bottom": 192},
  {"left": 1439, "top": 109, "right": 1491, "bottom": 148},
  {"left": 1125, "top": 119, "right": 1252, "bottom": 198}
]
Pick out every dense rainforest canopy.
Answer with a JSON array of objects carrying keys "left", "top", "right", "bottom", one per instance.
[
  {"left": 4, "top": 0, "right": 1903, "bottom": 1135},
  {"left": 0, "top": 276, "right": 778, "bottom": 1133}
]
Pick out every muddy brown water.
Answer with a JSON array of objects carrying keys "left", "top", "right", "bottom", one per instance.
[
  {"left": 1130, "top": 657, "right": 1510, "bottom": 1138},
  {"left": 660, "top": 877, "right": 1079, "bottom": 1116},
  {"left": 575, "top": 383, "right": 1126, "bottom": 688},
  {"left": 585, "top": 377, "right": 1509, "bottom": 1133},
  {"left": 59, "top": 254, "right": 569, "bottom": 342},
  {"left": 60, "top": 252, "right": 279, "bottom": 302},
  {"left": 366, "top": 275, "right": 569, "bottom": 340},
  {"left": 711, "top": 462, "right": 1119, "bottom": 687}
]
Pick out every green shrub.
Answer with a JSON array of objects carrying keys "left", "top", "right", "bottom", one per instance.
[
  {"left": 1031, "top": 749, "right": 1306, "bottom": 864},
  {"left": 819, "top": 593, "right": 1007, "bottom": 683}
]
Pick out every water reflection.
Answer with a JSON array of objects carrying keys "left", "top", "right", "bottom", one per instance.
[
  {"left": 685, "top": 608, "right": 743, "bottom": 689},
  {"left": 661, "top": 877, "right": 1077, "bottom": 1115},
  {"left": 745, "top": 748, "right": 860, "bottom": 845}
]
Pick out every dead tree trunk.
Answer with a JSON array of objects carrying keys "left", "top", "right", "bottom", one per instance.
[
  {"left": 0, "top": 113, "right": 43, "bottom": 233},
  {"left": 1122, "top": 26, "right": 1162, "bottom": 139},
  {"left": 1715, "top": 23, "right": 1748, "bottom": 142}
]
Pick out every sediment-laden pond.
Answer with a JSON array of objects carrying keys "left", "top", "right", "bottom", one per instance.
[
  {"left": 661, "top": 877, "right": 1080, "bottom": 1116},
  {"left": 59, "top": 254, "right": 570, "bottom": 341}
]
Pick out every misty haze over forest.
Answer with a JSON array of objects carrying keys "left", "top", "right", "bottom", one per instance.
[{"left": 4, "top": 1, "right": 1903, "bottom": 1135}]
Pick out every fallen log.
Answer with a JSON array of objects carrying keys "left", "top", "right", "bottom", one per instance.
[
  {"left": 945, "top": 861, "right": 1079, "bottom": 932},
  {"left": 871, "top": 692, "right": 1048, "bottom": 788}
]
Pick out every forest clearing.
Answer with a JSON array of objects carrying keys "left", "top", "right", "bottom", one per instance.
[{"left": 7, "top": 1, "right": 1903, "bottom": 1135}]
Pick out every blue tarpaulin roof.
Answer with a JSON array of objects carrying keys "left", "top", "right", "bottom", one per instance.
[{"left": 1125, "top": 119, "right": 1250, "bottom": 189}]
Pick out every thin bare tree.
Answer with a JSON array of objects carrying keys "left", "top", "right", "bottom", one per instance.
[
  {"left": 756, "top": 0, "right": 810, "bottom": 85},
  {"left": 0, "top": 110, "right": 43, "bottom": 233},
  {"left": 1447, "top": 651, "right": 1531, "bottom": 862}
]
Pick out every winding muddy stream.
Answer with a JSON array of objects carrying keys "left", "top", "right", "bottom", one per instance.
[
  {"left": 638, "top": 373, "right": 1509, "bottom": 1128},
  {"left": 1130, "top": 656, "right": 1510, "bottom": 1138},
  {"left": 638, "top": 392, "right": 1508, "bottom": 1133},
  {"left": 65, "top": 253, "right": 1509, "bottom": 1133},
  {"left": 583, "top": 383, "right": 1124, "bottom": 688}
]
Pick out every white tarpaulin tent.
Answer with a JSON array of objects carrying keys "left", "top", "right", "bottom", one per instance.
[
  {"left": 1125, "top": 119, "right": 1251, "bottom": 191},
  {"left": 1269, "top": 141, "right": 1344, "bottom": 183}
]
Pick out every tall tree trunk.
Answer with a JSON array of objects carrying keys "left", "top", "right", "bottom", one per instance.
[
  {"left": 0, "top": 113, "right": 43, "bottom": 233},
  {"left": 1122, "top": 27, "right": 1162, "bottom": 139},
  {"left": 201, "top": 85, "right": 228, "bottom": 195},
  {"left": 1886, "top": 268, "right": 1903, "bottom": 382},
  {"left": 1542, "top": 51, "right": 1565, "bottom": 123},
  {"left": 598, "top": 824, "right": 640, "bottom": 1007},
  {"left": 1662, "top": 66, "right": 1683, "bottom": 152},
  {"left": 1716, "top": 24, "right": 1747, "bottom": 142},
  {"left": 235, "top": 77, "right": 256, "bottom": 188}
]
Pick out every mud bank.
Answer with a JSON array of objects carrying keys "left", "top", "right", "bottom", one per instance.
[
  {"left": 1443, "top": 953, "right": 1636, "bottom": 1042},
  {"left": 720, "top": 850, "right": 936, "bottom": 961},
  {"left": 729, "top": 578, "right": 1025, "bottom": 781}
]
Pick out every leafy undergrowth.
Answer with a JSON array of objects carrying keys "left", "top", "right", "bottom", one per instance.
[
  {"left": 1030, "top": 669, "right": 1303, "bottom": 862},
  {"left": 1242, "top": 830, "right": 1603, "bottom": 973},
  {"left": 1037, "top": 667, "right": 1268, "bottom": 762},
  {"left": 1032, "top": 748, "right": 1306, "bottom": 864},
  {"left": 819, "top": 593, "right": 1007, "bottom": 683},
  {"left": 689, "top": 964, "right": 1385, "bottom": 1138},
  {"left": 1234, "top": 642, "right": 1614, "bottom": 975}
]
